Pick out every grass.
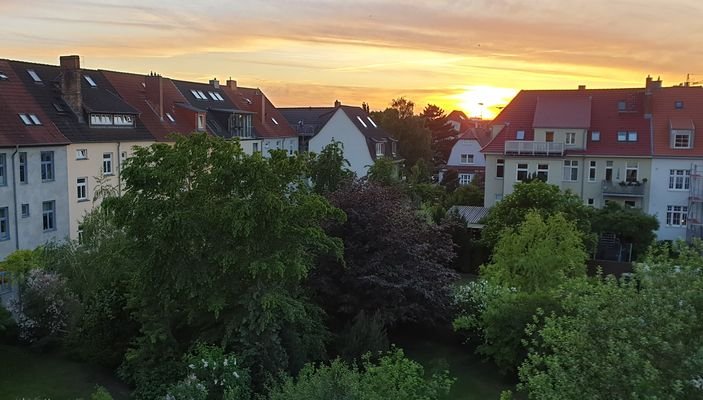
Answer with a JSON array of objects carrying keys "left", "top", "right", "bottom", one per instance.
[
  {"left": 396, "top": 336, "right": 518, "bottom": 400},
  {"left": 0, "top": 345, "right": 129, "bottom": 400}
]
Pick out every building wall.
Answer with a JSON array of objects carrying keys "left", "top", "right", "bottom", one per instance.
[
  {"left": 483, "top": 154, "right": 504, "bottom": 207},
  {"left": 238, "top": 139, "right": 263, "bottom": 155},
  {"left": 66, "top": 141, "right": 152, "bottom": 240},
  {"left": 0, "top": 145, "right": 70, "bottom": 260},
  {"left": 649, "top": 158, "right": 696, "bottom": 241},
  {"left": 262, "top": 137, "right": 299, "bottom": 157},
  {"left": 447, "top": 139, "right": 486, "bottom": 167},
  {"left": 310, "top": 109, "right": 373, "bottom": 177},
  {"left": 533, "top": 128, "right": 587, "bottom": 150}
]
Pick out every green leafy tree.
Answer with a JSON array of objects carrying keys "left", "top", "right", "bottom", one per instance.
[
  {"left": 480, "top": 180, "right": 593, "bottom": 250},
  {"left": 0, "top": 249, "right": 42, "bottom": 281},
  {"left": 591, "top": 202, "right": 659, "bottom": 260},
  {"left": 268, "top": 348, "right": 454, "bottom": 400},
  {"left": 421, "top": 104, "right": 455, "bottom": 166},
  {"left": 371, "top": 98, "right": 432, "bottom": 169},
  {"left": 104, "top": 134, "right": 344, "bottom": 397},
  {"left": 444, "top": 182, "right": 484, "bottom": 208},
  {"left": 309, "top": 141, "right": 354, "bottom": 194},
  {"left": 366, "top": 157, "right": 400, "bottom": 186}
]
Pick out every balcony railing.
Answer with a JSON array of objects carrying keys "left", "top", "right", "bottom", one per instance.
[
  {"left": 601, "top": 180, "right": 646, "bottom": 197},
  {"left": 504, "top": 141, "right": 564, "bottom": 156}
]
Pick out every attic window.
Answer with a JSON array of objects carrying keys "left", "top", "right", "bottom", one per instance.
[
  {"left": 367, "top": 116, "right": 378, "bottom": 128},
  {"left": 617, "top": 100, "right": 627, "bottom": 111},
  {"left": 84, "top": 75, "right": 97, "bottom": 87},
  {"left": 27, "top": 69, "right": 41, "bottom": 83},
  {"left": 197, "top": 90, "right": 207, "bottom": 100},
  {"left": 675, "top": 100, "right": 684, "bottom": 109},
  {"left": 244, "top": 98, "right": 252, "bottom": 105},
  {"left": 53, "top": 103, "right": 66, "bottom": 112},
  {"left": 113, "top": 115, "right": 134, "bottom": 126},
  {"left": 591, "top": 131, "right": 600, "bottom": 141},
  {"left": 190, "top": 90, "right": 207, "bottom": 100},
  {"left": 516, "top": 130, "right": 525, "bottom": 140},
  {"left": 208, "top": 91, "right": 224, "bottom": 101},
  {"left": 0, "top": 72, "right": 7, "bottom": 80},
  {"left": 19, "top": 113, "right": 41, "bottom": 125},
  {"left": 617, "top": 131, "right": 638, "bottom": 142},
  {"left": 166, "top": 113, "right": 175, "bottom": 123},
  {"left": 356, "top": 116, "right": 368, "bottom": 128},
  {"left": 271, "top": 117, "right": 279, "bottom": 125}
]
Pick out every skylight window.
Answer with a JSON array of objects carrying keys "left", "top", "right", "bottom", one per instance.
[
  {"left": 209, "top": 92, "right": 218, "bottom": 101},
  {"left": 244, "top": 98, "right": 252, "bottom": 104},
  {"left": 271, "top": 117, "right": 279, "bottom": 125},
  {"left": 197, "top": 90, "right": 207, "bottom": 100},
  {"left": 367, "top": 116, "right": 378, "bottom": 128},
  {"left": 190, "top": 90, "right": 207, "bottom": 100},
  {"left": 0, "top": 72, "right": 7, "bottom": 80},
  {"left": 209, "top": 92, "right": 224, "bottom": 101},
  {"left": 516, "top": 130, "right": 525, "bottom": 140},
  {"left": 19, "top": 114, "right": 32, "bottom": 125},
  {"left": 356, "top": 116, "right": 368, "bottom": 128},
  {"left": 27, "top": 69, "right": 41, "bottom": 82},
  {"left": 84, "top": 75, "right": 97, "bottom": 87},
  {"left": 29, "top": 114, "right": 41, "bottom": 125},
  {"left": 19, "top": 113, "right": 41, "bottom": 125},
  {"left": 166, "top": 113, "right": 175, "bottom": 123},
  {"left": 53, "top": 103, "right": 66, "bottom": 112}
]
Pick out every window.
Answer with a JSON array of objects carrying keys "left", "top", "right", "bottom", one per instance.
[
  {"left": 53, "top": 103, "right": 66, "bottom": 112},
  {"left": 77, "top": 177, "right": 88, "bottom": 201},
  {"left": 0, "top": 153, "right": 5, "bottom": 186},
  {"left": 356, "top": 116, "right": 368, "bottom": 128},
  {"left": 19, "top": 113, "right": 41, "bottom": 125},
  {"left": 587, "top": 198, "right": 595, "bottom": 206},
  {"left": 563, "top": 160, "right": 578, "bottom": 181},
  {"left": 516, "top": 163, "right": 529, "bottom": 181},
  {"left": 537, "top": 163, "right": 549, "bottom": 181},
  {"left": 231, "top": 113, "right": 252, "bottom": 138},
  {"left": 626, "top": 161, "right": 638, "bottom": 182},
  {"left": 516, "top": 130, "right": 525, "bottom": 140},
  {"left": 376, "top": 142, "right": 385, "bottom": 157},
  {"left": 197, "top": 114, "right": 205, "bottom": 131},
  {"left": 113, "top": 115, "right": 134, "bottom": 126},
  {"left": 103, "top": 153, "right": 113, "bottom": 175},
  {"left": 41, "top": 151, "right": 54, "bottom": 181},
  {"left": 197, "top": 90, "right": 207, "bottom": 100},
  {"left": 495, "top": 194, "right": 503, "bottom": 202},
  {"left": 367, "top": 117, "right": 378, "bottom": 128},
  {"left": 166, "top": 113, "right": 175, "bottom": 123},
  {"left": 78, "top": 225, "right": 84, "bottom": 244},
  {"left": 460, "top": 154, "right": 474, "bottom": 164},
  {"left": 21, "top": 204, "right": 29, "bottom": 218},
  {"left": 190, "top": 90, "right": 208, "bottom": 100},
  {"left": 76, "top": 149, "right": 88, "bottom": 160},
  {"left": 666, "top": 205, "right": 688, "bottom": 227},
  {"left": 605, "top": 161, "right": 613, "bottom": 181},
  {"left": 27, "top": 69, "right": 41, "bottom": 82},
  {"left": 19, "top": 152, "right": 27, "bottom": 184},
  {"left": 672, "top": 130, "right": 693, "bottom": 149},
  {"left": 391, "top": 141, "right": 397, "bottom": 156},
  {"left": 628, "top": 131, "right": 638, "bottom": 142},
  {"left": 42, "top": 201, "right": 55, "bottom": 232},
  {"left": 0, "top": 71, "right": 7, "bottom": 80},
  {"left": 591, "top": 131, "right": 601, "bottom": 141},
  {"left": 496, "top": 159, "right": 505, "bottom": 179},
  {"left": 459, "top": 173, "right": 473, "bottom": 185},
  {"left": 0, "top": 207, "right": 8, "bottom": 241},
  {"left": 669, "top": 169, "right": 690, "bottom": 190},
  {"left": 588, "top": 161, "right": 597, "bottom": 182},
  {"left": 545, "top": 131, "right": 554, "bottom": 142},
  {"left": 208, "top": 91, "right": 224, "bottom": 101},
  {"left": 271, "top": 117, "right": 279, "bottom": 125},
  {"left": 84, "top": 75, "right": 97, "bottom": 87},
  {"left": 252, "top": 142, "right": 259, "bottom": 152},
  {"left": 675, "top": 100, "right": 684, "bottom": 109},
  {"left": 90, "top": 114, "right": 112, "bottom": 125},
  {"left": 617, "top": 131, "right": 627, "bottom": 141},
  {"left": 618, "top": 100, "right": 627, "bottom": 111},
  {"left": 565, "top": 132, "right": 576, "bottom": 145}
]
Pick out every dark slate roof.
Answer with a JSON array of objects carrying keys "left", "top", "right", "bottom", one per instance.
[
  {"left": 278, "top": 107, "right": 336, "bottom": 136},
  {"left": 0, "top": 60, "right": 69, "bottom": 147},
  {"left": 229, "top": 87, "right": 298, "bottom": 139},
  {"left": 449, "top": 206, "right": 490, "bottom": 227},
  {"left": 7, "top": 60, "right": 153, "bottom": 143},
  {"left": 339, "top": 106, "right": 389, "bottom": 140}
]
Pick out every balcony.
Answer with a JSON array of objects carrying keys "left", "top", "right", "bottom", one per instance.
[
  {"left": 601, "top": 180, "right": 646, "bottom": 197},
  {"left": 504, "top": 141, "right": 564, "bottom": 156}
]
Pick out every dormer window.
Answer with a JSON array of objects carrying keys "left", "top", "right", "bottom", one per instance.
[
  {"left": 356, "top": 116, "right": 368, "bottom": 128},
  {"left": 90, "top": 114, "right": 113, "bottom": 126},
  {"left": 671, "top": 129, "right": 693, "bottom": 149},
  {"left": 516, "top": 130, "right": 525, "bottom": 140},
  {"left": 89, "top": 113, "right": 134, "bottom": 127},
  {"left": 166, "top": 113, "right": 175, "bottom": 123},
  {"left": 113, "top": 115, "right": 134, "bottom": 126},
  {"left": 27, "top": 69, "right": 41, "bottom": 83},
  {"left": 84, "top": 75, "right": 97, "bottom": 87},
  {"left": 19, "top": 113, "right": 41, "bottom": 125},
  {"left": 197, "top": 114, "right": 205, "bottom": 131},
  {"left": 376, "top": 142, "right": 385, "bottom": 157},
  {"left": 565, "top": 132, "right": 576, "bottom": 145}
]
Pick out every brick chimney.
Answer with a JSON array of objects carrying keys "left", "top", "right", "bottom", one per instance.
[
  {"left": 256, "top": 89, "right": 265, "bottom": 123},
  {"left": 578, "top": 85, "right": 586, "bottom": 90},
  {"left": 145, "top": 72, "right": 164, "bottom": 121},
  {"left": 209, "top": 78, "right": 220, "bottom": 88},
  {"left": 60, "top": 55, "right": 83, "bottom": 122},
  {"left": 226, "top": 79, "right": 237, "bottom": 91},
  {"left": 645, "top": 75, "right": 662, "bottom": 94},
  {"left": 334, "top": 99, "right": 341, "bottom": 107}
]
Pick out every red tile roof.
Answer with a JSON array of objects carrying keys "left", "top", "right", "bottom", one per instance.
[
  {"left": 483, "top": 88, "right": 651, "bottom": 157},
  {"left": 651, "top": 86, "right": 703, "bottom": 157},
  {"left": 532, "top": 95, "right": 591, "bottom": 128},
  {"left": 0, "top": 60, "right": 69, "bottom": 147}
]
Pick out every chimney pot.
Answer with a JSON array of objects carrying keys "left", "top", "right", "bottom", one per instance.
[
  {"left": 578, "top": 85, "right": 586, "bottom": 90},
  {"left": 145, "top": 74, "right": 164, "bottom": 121},
  {"left": 209, "top": 78, "right": 220, "bottom": 88},
  {"left": 226, "top": 79, "right": 237, "bottom": 90},
  {"left": 334, "top": 99, "right": 341, "bottom": 107},
  {"left": 59, "top": 55, "right": 83, "bottom": 122}
]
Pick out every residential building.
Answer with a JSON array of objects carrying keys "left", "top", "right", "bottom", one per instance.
[
  {"left": 445, "top": 128, "right": 491, "bottom": 185},
  {"left": 281, "top": 102, "right": 399, "bottom": 176},
  {"left": 0, "top": 59, "right": 71, "bottom": 259},
  {"left": 279, "top": 106, "right": 339, "bottom": 152}
]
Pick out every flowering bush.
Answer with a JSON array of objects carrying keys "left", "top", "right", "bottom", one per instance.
[
  {"left": 165, "top": 343, "right": 251, "bottom": 400},
  {"left": 10, "top": 269, "right": 80, "bottom": 345}
]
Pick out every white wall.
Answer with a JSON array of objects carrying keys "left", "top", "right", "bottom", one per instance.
[
  {"left": 0, "top": 145, "right": 70, "bottom": 260},
  {"left": 262, "top": 137, "right": 299, "bottom": 157},
  {"left": 649, "top": 158, "right": 695, "bottom": 241},
  {"left": 310, "top": 109, "right": 373, "bottom": 177},
  {"left": 447, "top": 139, "right": 486, "bottom": 167}
]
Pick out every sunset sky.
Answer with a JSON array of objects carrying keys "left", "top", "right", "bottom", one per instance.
[{"left": 1, "top": 0, "right": 701, "bottom": 119}]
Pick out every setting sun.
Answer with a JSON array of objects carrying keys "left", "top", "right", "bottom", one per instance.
[{"left": 454, "top": 86, "right": 519, "bottom": 120}]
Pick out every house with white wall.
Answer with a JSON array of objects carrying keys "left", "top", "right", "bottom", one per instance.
[{"left": 445, "top": 129, "right": 490, "bottom": 185}]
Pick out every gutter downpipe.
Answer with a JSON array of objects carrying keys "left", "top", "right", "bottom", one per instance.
[
  {"left": 11, "top": 145, "right": 19, "bottom": 250},
  {"left": 117, "top": 142, "right": 122, "bottom": 197}
]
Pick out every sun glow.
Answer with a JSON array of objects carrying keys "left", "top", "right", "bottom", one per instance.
[{"left": 454, "top": 86, "right": 518, "bottom": 120}]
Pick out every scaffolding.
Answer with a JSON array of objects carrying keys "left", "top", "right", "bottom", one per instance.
[{"left": 687, "top": 164, "right": 703, "bottom": 242}]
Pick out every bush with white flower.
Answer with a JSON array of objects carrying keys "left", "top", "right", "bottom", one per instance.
[{"left": 165, "top": 343, "right": 251, "bottom": 400}]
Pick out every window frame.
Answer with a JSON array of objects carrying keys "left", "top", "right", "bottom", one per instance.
[
  {"left": 42, "top": 200, "right": 56, "bottom": 232},
  {"left": 668, "top": 169, "right": 690, "bottom": 191},
  {"left": 40, "top": 151, "right": 54, "bottom": 182},
  {"left": 0, "top": 153, "right": 6, "bottom": 186},
  {"left": 21, "top": 203, "right": 30, "bottom": 218},
  {"left": 19, "top": 152, "right": 27, "bottom": 184},
  {"left": 591, "top": 131, "right": 601, "bottom": 141},
  {"left": 516, "top": 163, "right": 529, "bottom": 182},
  {"left": 625, "top": 161, "right": 639, "bottom": 182},
  {"left": 496, "top": 159, "right": 505, "bottom": 179},
  {"left": 565, "top": 132, "right": 576, "bottom": 145},
  {"left": 103, "top": 152, "right": 113, "bottom": 176},
  {"left": 375, "top": 142, "right": 385, "bottom": 157},
  {"left": 459, "top": 173, "right": 473, "bottom": 185},
  {"left": 516, "top": 130, "right": 525, "bottom": 140},
  {"left": 0, "top": 207, "right": 9, "bottom": 241},
  {"left": 76, "top": 177, "right": 88, "bottom": 202},
  {"left": 666, "top": 205, "right": 688, "bottom": 227},
  {"left": 562, "top": 160, "right": 579, "bottom": 182},
  {"left": 460, "top": 153, "right": 475, "bottom": 164},
  {"left": 537, "top": 163, "right": 549, "bottom": 181},
  {"left": 588, "top": 160, "right": 597, "bottom": 182},
  {"left": 671, "top": 129, "right": 693, "bottom": 149}
]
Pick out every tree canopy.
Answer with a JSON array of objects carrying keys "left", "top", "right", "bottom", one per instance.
[{"left": 371, "top": 97, "right": 432, "bottom": 169}]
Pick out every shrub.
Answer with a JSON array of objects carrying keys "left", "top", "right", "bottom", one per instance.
[
  {"left": 0, "top": 304, "right": 18, "bottom": 343},
  {"left": 337, "top": 311, "right": 389, "bottom": 361},
  {"left": 90, "top": 386, "right": 114, "bottom": 400}
]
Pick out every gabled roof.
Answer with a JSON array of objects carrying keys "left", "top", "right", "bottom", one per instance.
[
  {"left": 651, "top": 85, "right": 703, "bottom": 157},
  {"left": 225, "top": 87, "right": 297, "bottom": 139},
  {"left": 483, "top": 88, "right": 651, "bottom": 157},
  {"left": 447, "top": 110, "right": 473, "bottom": 132},
  {"left": 338, "top": 106, "right": 388, "bottom": 140},
  {"left": 278, "top": 107, "right": 336, "bottom": 136},
  {"left": 6, "top": 60, "right": 152, "bottom": 143},
  {"left": 0, "top": 60, "right": 69, "bottom": 147},
  {"left": 532, "top": 95, "right": 591, "bottom": 128},
  {"left": 457, "top": 127, "right": 491, "bottom": 147}
]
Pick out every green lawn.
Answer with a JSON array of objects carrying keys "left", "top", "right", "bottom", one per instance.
[
  {"left": 0, "top": 345, "right": 129, "bottom": 400},
  {"left": 397, "top": 337, "right": 518, "bottom": 400}
]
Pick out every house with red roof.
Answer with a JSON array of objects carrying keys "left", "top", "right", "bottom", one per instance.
[
  {"left": 445, "top": 128, "right": 491, "bottom": 185},
  {"left": 482, "top": 84, "right": 653, "bottom": 211}
]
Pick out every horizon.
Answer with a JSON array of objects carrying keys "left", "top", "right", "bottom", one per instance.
[{"left": 2, "top": 0, "right": 699, "bottom": 119}]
